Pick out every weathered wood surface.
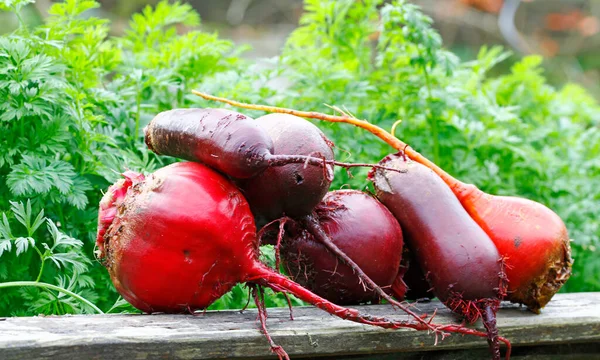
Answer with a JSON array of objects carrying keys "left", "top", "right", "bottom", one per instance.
[{"left": 0, "top": 293, "right": 598, "bottom": 360}]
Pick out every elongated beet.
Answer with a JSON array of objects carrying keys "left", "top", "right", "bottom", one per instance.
[
  {"left": 452, "top": 190, "right": 572, "bottom": 311},
  {"left": 192, "top": 92, "right": 572, "bottom": 313},
  {"left": 371, "top": 156, "right": 503, "bottom": 302},
  {"left": 145, "top": 108, "right": 273, "bottom": 179},
  {"left": 281, "top": 190, "right": 403, "bottom": 305},
  {"left": 370, "top": 154, "right": 507, "bottom": 360},
  {"left": 237, "top": 114, "right": 334, "bottom": 223},
  {"left": 97, "top": 162, "right": 504, "bottom": 358}
]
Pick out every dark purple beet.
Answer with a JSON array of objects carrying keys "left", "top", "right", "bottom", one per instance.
[
  {"left": 394, "top": 246, "right": 434, "bottom": 301},
  {"left": 370, "top": 156, "right": 502, "bottom": 304},
  {"left": 145, "top": 108, "right": 274, "bottom": 179},
  {"left": 237, "top": 114, "right": 334, "bottom": 225},
  {"left": 370, "top": 154, "right": 506, "bottom": 360},
  {"left": 281, "top": 190, "right": 403, "bottom": 305}
]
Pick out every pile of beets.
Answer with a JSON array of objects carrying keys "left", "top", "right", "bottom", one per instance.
[{"left": 96, "top": 105, "right": 572, "bottom": 360}]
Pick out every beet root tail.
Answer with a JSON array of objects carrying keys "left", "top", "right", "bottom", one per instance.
[
  {"left": 250, "top": 284, "right": 290, "bottom": 360},
  {"left": 267, "top": 154, "right": 417, "bottom": 180},
  {"left": 444, "top": 294, "right": 511, "bottom": 360},
  {"left": 257, "top": 217, "right": 292, "bottom": 272},
  {"left": 248, "top": 263, "right": 514, "bottom": 349},
  {"left": 481, "top": 304, "right": 500, "bottom": 360},
  {"left": 250, "top": 264, "right": 426, "bottom": 330}
]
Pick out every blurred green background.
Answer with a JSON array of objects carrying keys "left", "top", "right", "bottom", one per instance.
[{"left": 2, "top": 0, "right": 598, "bottom": 96}]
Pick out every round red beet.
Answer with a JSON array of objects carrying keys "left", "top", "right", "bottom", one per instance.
[
  {"left": 282, "top": 190, "right": 403, "bottom": 305},
  {"left": 97, "top": 162, "right": 257, "bottom": 312}
]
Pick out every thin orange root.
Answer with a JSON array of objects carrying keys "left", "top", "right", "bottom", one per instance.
[{"left": 191, "top": 90, "right": 461, "bottom": 190}]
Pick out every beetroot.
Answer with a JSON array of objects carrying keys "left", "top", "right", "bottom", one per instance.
[
  {"left": 97, "top": 161, "right": 502, "bottom": 358},
  {"left": 191, "top": 92, "right": 572, "bottom": 313},
  {"left": 96, "top": 162, "right": 255, "bottom": 311},
  {"left": 237, "top": 113, "right": 334, "bottom": 224},
  {"left": 144, "top": 107, "right": 423, "bottom": 322},
  {"left": 459, "top": 194, "right": 572, "bottom": 311},
  {"left": 144, "top": 108, "right": 273, "bottom": 179},
  {"left": 281, "top": 190, "right": 403, "bottom": 305},
  {"left": 394, "top": 247, "right": 434, "bottom": 301},
  {"left": 370, "top": 154, "right": 507, "bottom": 360}
]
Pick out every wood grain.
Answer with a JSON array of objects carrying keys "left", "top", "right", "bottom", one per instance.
[{"left": 1, "top": 293, "right": 598, "bottom": 359}]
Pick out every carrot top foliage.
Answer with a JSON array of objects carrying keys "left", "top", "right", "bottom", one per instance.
[
  {"left": 0, "top": 0, "right": 247, "bottom": 316},
  {"left": 0, "top": 0, "right": 598, "bottom": 316},
  {"left": 206, "top": 0, "right": 599, "bottom": 294}
]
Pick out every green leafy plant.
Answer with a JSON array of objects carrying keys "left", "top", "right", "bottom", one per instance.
[
  {"left": 0, "top": 0, "right": 247, "bottom": 316},
  {"left": 1, "top": 0, "right": 598, "bottom": 317},
  {"left": 0, "top": 200, "right": 102, "bottom": 315}
]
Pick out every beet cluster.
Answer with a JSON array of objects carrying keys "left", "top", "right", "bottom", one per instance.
[{"left": 97, "top": 104, "right": 572, "bottom": 360}]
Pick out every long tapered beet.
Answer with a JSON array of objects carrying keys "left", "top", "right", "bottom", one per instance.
[
  {"left": 281, "top": 190, "right": 403, "bottom": 305},
  {"left": 370, "top": 154, "right": 507, "bottom": 360},
  {"left": 97, "top": 161, "right": 509, "bottom": 358},
  {"left": 237, "top": 114, "right": 334, "bottom": 224},
  {"left": 144, "top": 108, "right": 274, "bottom": 179},
  {"left": 191, "top": 91, "right": 572, "bottom": 313},
  {"left": 370, "top": 155, "right": 503, "bottom": 303}
]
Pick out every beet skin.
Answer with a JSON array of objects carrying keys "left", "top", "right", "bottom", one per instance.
[
  {"left": 371, "top": 154, "right": 507, "bottom": 360},
  {"left": 238, "top": 113, "right": 334, "bottom": 224},
  {"left": 282, "top": 190, "right": 404, "bottom": 305}
]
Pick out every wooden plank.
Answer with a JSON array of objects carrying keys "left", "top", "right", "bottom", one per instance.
[
  {"left": 0, "top": 293, "right": 598, "bottom": 360},
  {"left": 341, "top": 343, "right": 600, "bottom": 360}
]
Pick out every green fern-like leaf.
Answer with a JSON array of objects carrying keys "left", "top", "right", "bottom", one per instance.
[{"left": 7, "top": 156, "right": 77, "bottom": 197}]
